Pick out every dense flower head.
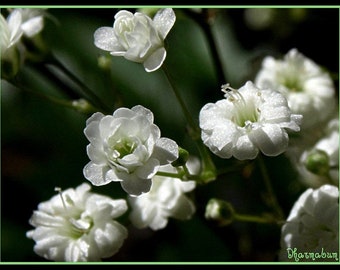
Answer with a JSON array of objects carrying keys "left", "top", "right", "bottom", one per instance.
[
  {"left": 26, "top": 183, "right": 128, "bottom": 262},
  {"left": 83, "top": 105, "right": 179, "bottom": 196},
  {"left": 94, "top": 8, "right": 176, "bottom": 72},
  {"left": 199, "top": 81, "right": 302, "bottom": 160},
  {"left": 255, "top": 48, "right": 336, "bottom": 130},
  {"left": 128, "top": 156, "right": 199, "bottom": 230},
  {"left": 279, "top": 185, "right": 339, "bottom": 262},
  {"left": 1, "top": 8, "right": 45, "bottom": 56}
]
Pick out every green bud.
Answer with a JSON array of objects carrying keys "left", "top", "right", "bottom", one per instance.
[
  {"left": 72, "top": 99, "right": 97, "bottom": 114},
  {"left": 171, "top": 147, "right": 189, "bottom": 167},
  {"left": 304, "top": 149, "right": 330, "bottom": 176},
  {"left": 199, "top": 169, "right": 217, "bottom": 184},
  {"left": 97, "top": 55, "right": 112, "bottom": 71},
  {"left": 205, "top": 198, "right": 235, "bottom": 226}
]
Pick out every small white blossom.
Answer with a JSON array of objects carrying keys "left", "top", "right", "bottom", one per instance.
[
  {"left": 83, "top": 105, "right": 179, "bottom": 196},
  {"left": 94, "top": 8, "right": 176, "bottom": 72},
  {"left": 199, "top": 81, "right": 302, "bottom": 160},
  {"left": 1, "top": 10, "right": 24, "bottom": 57},
  {"left": 1, "top": 8, "right": 45, "bottom": 56},
  {"left": 255, "top": 48, "right": 336, "bottom": 130},
  {"left": 17, "top": 8, "right": 46, "bottom": 37},
  {"left": 128, "top": 157, "right": 199, "bottom": 230},
  {"left": 279, "top": 185, "right": 339, "bottom": 261},
  {"left": 26, "top": 183, "right": 128, "bottom": 262}
]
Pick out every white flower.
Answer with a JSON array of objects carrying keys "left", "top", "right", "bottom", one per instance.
[
  {"left": 94, "top": 8, "right": 176, "bottom": 72},
  {"left": 17, "top": 8, "right": 46, "bottom": 37},
  {"left": 1, "top": 9, "right": 45, "bottom": 55},
  {"left": 26, "top": 183, "right": 128, "bottom": 262},
  {"left": 128, "top": 156, "right": 198, "bottom": 230},
  {"left": 1, "top": 10, "right": 23, "bottom": 57},
  {"left": 295, "top": 116, "right": 339, "bottom": 188},
  {"left": 255, "top": 48, "right": 336, "bottom": 130},
  {"left": 83, "top": 105, "right": 179, "bottom": 196},
  {"left": 279, "top": 185, "right": 339, "bottom": 262},
  {"left": 199, "top": 81, "right": 302, "bottom": 160}
]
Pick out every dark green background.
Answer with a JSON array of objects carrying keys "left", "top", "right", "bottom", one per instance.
[{"left": 1, "top": 7, "right": 339, "bottom": 262}]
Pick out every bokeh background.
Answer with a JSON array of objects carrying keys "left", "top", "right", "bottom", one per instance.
[{"left": 1, "top": 7, "right": 339, "bottom": 262}]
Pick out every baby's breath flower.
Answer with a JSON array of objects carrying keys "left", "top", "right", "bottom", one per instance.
[
  {"left": 128, "top": 156, "right": 199, "bottom": 230},
  {"left": 94, "top": 8, "right": 176, "bottom": 72},
  {"left": 83, "top": 105, "right": 179, "bottom": 196},
  {"left": 1, "top": 8, "right": 47, "bottom": 78},
  {"left": 0, "top": 10, "right": 23, "bottom": 56},
  {"left": 199, "top": 81, "right": 302, "bottom": 160},
  {"left": 255, "top": 48, "right": 336, "bottom": 130},
  {"left": 279, "top": 185, "right": 339, "bottom": 262},
  {"left": 1, "top": 8, "right": 46, "bottom": 55},
  {"left": 26, "top": 183, "right": 128, "bottom": 262}
]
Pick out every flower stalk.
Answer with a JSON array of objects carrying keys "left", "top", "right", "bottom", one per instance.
[{"left": 257, "top": 154, "right": 285, "bottom": 221}]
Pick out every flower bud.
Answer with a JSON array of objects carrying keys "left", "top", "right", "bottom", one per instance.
[
  {"left": 71, "top": 99, "right": 97, "bottom": 114},
  {"left": 205, "top": 198, "right": 235, "bottom": 226},
  {"left": 97, "top": 55, "right": 112, "bottom": 71},
  {"left": 171, "top": 147, "right": 189, "bottom": 167},
  {"left": 304, "top": 149, "right": 330, "bottom": 176}
]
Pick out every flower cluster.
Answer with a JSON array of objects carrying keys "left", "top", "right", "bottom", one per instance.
[
  {"left": 26, "top": 183, "right": 128, "bottom": 262},
  {"left": 128, "top": 157, "right": 199, "bottom": 230},
  {"left": 94, "top": 8, "right": 176, "bottom": 72},
  {"left": 1, "top": 7, "right": 337, "bottom": 263},
  {"left": 83, "top": 105, "right": 179, "bottom": 197},
  {"left": 1, "top": 8, "right": 46, "bottom": 78},
  {"left": 255, "top": 48, "right": 336, "bottom": 131},
  {"left": 199, "top": 81, "right": 302, "bottom": 160},
  {"left": 279, "top": 184, "right": 339, "bottom": 262}
]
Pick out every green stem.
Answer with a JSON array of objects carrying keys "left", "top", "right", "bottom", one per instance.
[
  {"left": 161, "top": 64, "right": 217, "bottom": 183},
  {"left": 257, "top": 154, "right": 285, "bottom": 220},
  {"left": 9, "top": 79, "right": 75, "bottom": 110},
  {"left": 28, "top": 62, "right": 82, "bottom": 100},
  {"left": 155, "top": 168, "right": 203, "bottom": 182},
  {"left": 234, "top": 213, "right": 276, "bottom": 224},
  {"left": 47, "top": 54, "right": 111, "bottom": 114},
  {"left": 161, "top": 65, "right": 199, "bottom": 137},
  {"left": 183, "top": 9, "right": 227, "bottom": 84},
  {"left": 156, "top": 171, "right": 184, "bottom": 179}
]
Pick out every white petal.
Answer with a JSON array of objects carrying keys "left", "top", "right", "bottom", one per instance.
[
  {"left": 7, "top": 9, "right": 23, "bottom": 46},
  {"left": 233, "top": 134, "right": 259, "bottom": 160},
  {"left": 83, "top": 162, "right": 111, "bottom": 186},
  {"left": 143, "top": 47, "right": 166, "bottom": 72},
  {"left": 153, "top": 8, "right": 176, "bottom": 39},
  {"left": 21, "top": 16, "right": 43, "bottom": 37},
  {"left": 249, "top": 124, "right": 288, "bottom": 156},
  {"left": 93, "top": 222, "right": 128, "bottom": 258},
  {"left": 135, "top": 158, "right": 159, "bottom": 179},
  {"left": 94, "top": 27, "right": 124, "bottom": 52},
  {"left": 86, "top": 145, "right": 106, "bottom": 164},
  {"left": 152, "top": 137, "right": 178, "bottom": 164},
  {"left": 131, "top": 105, "right": 154, "bottom": 123},
  {"left": 170, "top": 195, "right": 196, "bottom": 220},
  {"left": 120, "top": 174, "right": 152, "bottom": 196}
]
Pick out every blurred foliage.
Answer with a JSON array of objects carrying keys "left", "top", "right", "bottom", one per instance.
[{"left": 1, "top": 7, "right": 338, "bottom": 262}]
